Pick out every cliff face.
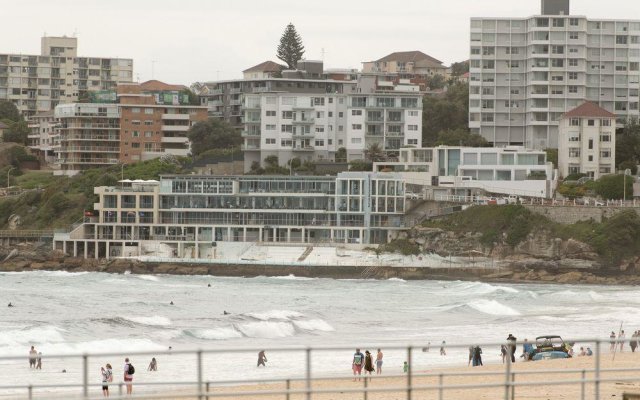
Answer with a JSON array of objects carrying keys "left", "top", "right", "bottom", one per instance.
[{"left": 394, "top": 227, "right": 601, "bottom": 270}]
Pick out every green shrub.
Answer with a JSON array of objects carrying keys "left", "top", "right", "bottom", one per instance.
[{"left": 379, "top": 239, "right": 421, "bottom": 256}]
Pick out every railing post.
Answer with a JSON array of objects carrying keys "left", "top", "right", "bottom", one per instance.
[
  {"left": 118, "top": 383, "right": 123, "bottom": 396},
  {"left": 28, "top": 385, "right": 32, "bottom": 400},
  {"left": 511, "top": 372, "right": 515, "bottom": 400},
  {"left": 594, "top": 341, "right": 601, "bottom": 400},
  {"left": 364, "top": 375, "right": 368, "bottom": 400},
  {"left": 205, "top": 381, "right": 210, "bottom": 400},
  {"left": 504, "top": 348, "right": 512, "bottom": 400},
  {"left": 406, "top": 346, "right": 412, "bottom": 400},
  {"left": 286, "top": 379, "right": 291, "bottom": 400},
  {"left": 581, "top": 370, "right": 586, "bottom": 400},
  {"left": 438, "top": 373, "right": 444, "bottom": 400},
  {"left": 197, "top": 350, "right": 203, "bottom": 400},
  {"left": 82, "top": 353, "right": 88, "bottom": 399},
  {"left": 305, "top": 348, "right": 311, "bottom": 400}
]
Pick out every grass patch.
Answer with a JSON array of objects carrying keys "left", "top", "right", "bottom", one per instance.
[{"left": 378, "top": 239, "right": 421, "bottom": 256}]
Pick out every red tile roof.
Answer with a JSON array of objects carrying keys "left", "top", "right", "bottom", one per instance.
[
  {"left": 140, "top": 80, "right": 187, "bottom": 91},
  {"left": 563, "top": 102, "right": 616, "bottom": 118},
  {"left": 243, "top": 61, "right": 286, "bottom": 73},
  {"left": 375, "top": 51, "right": 442, "bottom": 65}
]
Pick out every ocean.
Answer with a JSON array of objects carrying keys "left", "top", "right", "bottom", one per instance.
[{"left": 0, "top": 271, "right": 638, "bottom": 396}]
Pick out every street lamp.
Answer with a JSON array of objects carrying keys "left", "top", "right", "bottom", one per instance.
[
  {"left": 623, "top": 168, "right": 632, "bottom": 205},
  {"left": 6, "top": 166, "right": 15, "bottom": 189}
]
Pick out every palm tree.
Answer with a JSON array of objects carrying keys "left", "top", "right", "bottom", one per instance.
[{"left": 364, "top": 143, "right": 386, "bottom": 162}]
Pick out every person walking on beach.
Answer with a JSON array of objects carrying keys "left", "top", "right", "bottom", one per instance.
[
  {"left": 500, "top": 345, "right": 508, "bottom": 363},
  {"left": 472, "top": 346, "right": 483, "bottom": 366},
  {"left": 36, "top": 352, "right": 42, "bottom": 370},
  {"left": 364, "top": 350, "right": 375, "bottom": 380},
  {"left": 522, "top": 339, "right": 533, "bottom": 361},
  {"left": 506, "top": 334, "right": 517, "bottom": 363},
  {"left": 124, "top": 358, "right": 134, "bottom": 395},
  {"left": 29, "top": 346, "right": 37, "bottom": 368},
  {"left": 376, "top": 349, "right": 383, "bottom": 374},
  {"left": 403, "top": 361, "right": 409, "bottom": 373},
  {"left": 101, "top": 364, "right": 113, "bottom": 397},
  {"left": 610, "top": 331, "right": 617, "bottom": 352},
  {"left": 147, "top": 357, "right": 157, "bottom": 371},
  {"left": 632, "top": 331, "right": 638, "bottom": 353},
  {"left": 440, "top": 341, "right": 446, "bottom": 356},
  {"left": 352, "top": 349, "right": 364, "bottom": 381},
  {"left": 257, "top": 350, "right": 267, "bottom": 367},
  {"left": 619, "top": 330, "right": 626, "bottom": 352}
]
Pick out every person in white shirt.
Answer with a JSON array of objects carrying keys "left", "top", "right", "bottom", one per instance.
[{"left": 101, "top": 364, "right": 113, "bottom": 397}]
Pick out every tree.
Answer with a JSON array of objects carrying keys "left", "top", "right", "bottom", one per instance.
[
  {"left": 435, "top": 129, "right": 489, "bottom": 147},
  {"left": 180, "top": 88, "right": 201, "bottom": 106},
  {"left": 363, "top": 143, "right": 386, "bottom": 162},
  {"left": 187, "top": 118, "right": 241, "bottom": 157},
  {"left": 422, "top": 82, "right": 469, "bottom": 146},
  {"left": 277, "top": 23, "right": 305, "bottom": 69},
  {"left": 449, "top": 61, "right": 469, "bottom": 78},
  {"left": 349, "top": 160, "right": 372, "bottom": 172},
  {"left": 545, "top": 148, "right": 558, "bottom": 169},
  {"left": 0, "top": 101, "right": 21, "bottom": 122},
  {"left": 595, "top": 174, "right": 633, "bottom": 200},
  {"left": 263, "top": 155, "right": 288, "bottom": 175},
  {"left": 426, "top": 74, "right": 445, "bottom": 90},
  {"left": 616, "top": 118, "right": 640, "bottom": 169},
  {"left": 3, "top": 120, "right": 29, "bottom": 145},
  {"left": 335, "top": 147, "right": 347, "bottom": 163}
]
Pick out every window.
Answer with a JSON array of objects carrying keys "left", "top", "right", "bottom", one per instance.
[
  {"left": 144, "top": 120, "right": 153, "bottom": 126},
  {"left": 144, "top": 143, "right": 153, "bottom": 151},
  {"left": 551, "top": 59, "right": 564, "bottom": 68},
  {"left": 569, "top": 148, "right": 580, "bottom": 157},
  {"left": 569, "top": 32, "right": 579, "bottom": 40},
  {"left": 588, "top": 155, "right": 593, "bottom": 162},
  {"left": 281, "top": 124, "right": 293, "bottom": 133},
  {"left": 552, "top": 45, "right": 564, "bottom": 54},
  {"left": 328, "top": 139, "right": 332, "bottom": 145},
  {"left": 568, "top": 72, "right": 578, "bottom": 80},
  {"left": 602, "top": 119, "right": 611, "bottom": 127},
  {"left": 328, "top": 111, "right": 333, "bottom": 117},
  {"left": 587, "top": 119, "right": 595, "bottom": 126},
  {"left": 144, "top": 131, "right": 152, "bottom": 137},
  {"left": 407, "top": 125, "right": 418, "bottom": 131},
  {"left": 510, "top": 88, "right": 520, "bottom": 95},
  {"left": 315, "top": 126, "right": 324, "bottom": 133},
  {"left": 407, "top": 139, "right": 419, "bottom": 145},
  {"left": 569, "top": 47, "right": 578, "bottom": 53},
  {"left": 131, "top": 107, "right": 140, "bottom": 113},
  {"left": 132, "top": 120, "right": 141, "bottom": 125},
  {"left": 282, "top": 111, "right": 293, "bottom": 119},
  {"left": 552, "top": 18, "right": 564, "bottom": 28},
  {"left": 481, "top": 100, "right": 494, "bottom": 109},
  {"left": 570, "top": 118, "right": 580, "bottom": 126},
  {"left": 506, "top": 47, "right": 519, "bottom": 55},
  {"left": 588, "top": 139, "right": 593, "bottom": 150},
  {"left": 338, "top": 125, "right": 344, "bottom": 132},
  {"left": 509, "top": 61, "right": 519, "bottom": 68},
  {"left": 569, "top": 59, "right": 578, "bottom": 67},
  {"left": 600, "top": 134, "right": 611, "bottom": 142},
  {"left": 328, "top": 98, "right": 333, "bottom": 104},
  {"left": 265, "top": 110, "right": 276, "bottom": 117},
  {"left": 265, "top": 138, "right": 276, "bottom": 144},
  {"left": 316, "top": 111, "right": 324, "bottom": 118},
  {"left": 338, "top": 112, "right": 344, "bottom": 118},
  {"left": 600, "top": 150, "right": 611, "bottom": 158},
  {"left": 144, "top": 108, "right": 153, "bottom": 114},
  {"left": 471, "top": 48, "right": 481, "bottom": 55},
  {"left": 570, "top": 18, "right": 579, "bottom": 26},
  {"left": 131, "top": 143, "right": 140, "bottom": 149},
  {"left": 481, "top": 113, "right": 494, "bottom": 122},
  {"left": 351, "top": 138, "right": 362, "bottom": 144},
  {"left": 313, "top": 97, "right": 325, "bottom": 106},
  {"left": 132, "top": 131, "right": 139, "bottom": 137},
  {"left": 551, "top": 75, "right": 564, "bottom": 81},
  {"left": 568, "top": 86, "right": 578, "bottom": 94},
  {"left": 352, "top": 124, "right": 362, "bottom": 130},
  {"left": 351, "top": 110, "right": 362, "bottom": 116},
  {"left": 482, "top": 47, "right": 495, "bottom": 56},
  {"left": 280, "top": 139, "right": 292, "bottom": 147},
  {"left": 616, "top": 35, "right": 628, "bottom": 45},
  {"left": 408, "top": 110, "right": 419, "bottom": 117}
]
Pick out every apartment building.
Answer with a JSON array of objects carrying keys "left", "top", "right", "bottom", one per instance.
[
  {"left": 362, "top": 51, "right": 448, "bottom": 77},
  {"left": 27, "top": 111, "right": 60, "bottom": 163},
  {"left": 374, "top": 145, "right": 556, "bottom": 198},
  {"left": 55, "top": 81, "right": 207, "bottom": 175},
  {"left": 0, "top": 36, "right": 133, "bottom": 117},
  {"left": 242, "top": 61, "right": 285, "bottom": 80},
  {"left": 470, "top": 0, "right": 640, "bottom": 149},
  {"left": 558, "top": 101, "right": 616, "bottom": 179},
  {"left": 242, "top": 91, "right": 422, "bottom": 171},
  {"left": 52, "top": 172, "right": 408, "bottom": 259}
]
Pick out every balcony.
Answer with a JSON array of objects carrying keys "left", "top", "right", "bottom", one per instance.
[
  {"left": 241, "top": 131, "right": 261, "bottom": 137},
  {"left": 241, "top": 144, "right": 260, "bottom": 151},
  {"left": 293, "top": 145, "right": 315, "bottom": 152},
  {"left": 162, "top": 113, "right": 190, "bottom": 120},
  {"left": 292, "top": 117, "right": 315, "bottom": 124},
  {"left": 244, "top": 103, "right": 261, "bottom": 110},
  {"left": 161, "top": 136, "right": 189, "bottom": 143},
  {"left": 61, "top": 146, "right": 120, "bottom": 153},
  {"left": 161, "top": 125, "right": 189, "bottom": 132}
]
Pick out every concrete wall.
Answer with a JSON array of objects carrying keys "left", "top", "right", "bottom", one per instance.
[{"left": 524, "top": 205, "right": 635, "bottom": 224}]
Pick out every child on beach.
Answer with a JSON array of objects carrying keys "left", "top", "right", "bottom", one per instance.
[{"left": 403, "top": 361, "right": 409, "bottom": 373}]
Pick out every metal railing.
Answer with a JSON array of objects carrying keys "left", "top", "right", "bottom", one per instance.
[{"left": 0, "top": 338, "right": 636, "bottom": 400}]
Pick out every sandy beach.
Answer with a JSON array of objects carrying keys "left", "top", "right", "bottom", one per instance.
[{"left": 177, "top": 350, "right": 640, "bottom": 400}]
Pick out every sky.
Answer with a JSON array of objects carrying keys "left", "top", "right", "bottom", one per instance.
[{"left": 2, "top": 0, "right": 639, "bottom": 85}]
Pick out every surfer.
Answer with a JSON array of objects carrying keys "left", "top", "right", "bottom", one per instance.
[
  {"left": 207, "top": 284, "right": 211, "bottom": 287},
  {"left": 7, "top": 302, "right": 13, "bottom": 307},
  {"left": 170, "top": 301, "right": 174, "bottom": 305},
  {"left": 223, "top": 311, "right": 230, "bottom": 315}
]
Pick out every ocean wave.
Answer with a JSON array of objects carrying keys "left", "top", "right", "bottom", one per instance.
[
  {"left": 186, "top": 328, "right": 243, "bottom": 340},
  {"left": 236, "top": 321, "right": 296, "bottom": 338},
  {"left": 245, "top": 310, "right": 304, "bottom": 321},
  {"left": 136, "top": 275, "right": 161, "bottom": 282},
  {"left": 0, "top": 326, "right": 65, "bottom": 347},
  {"left": 466, "top": 299, "right": 521, "bottom": 316},
  {"left": 387, "top": 278, "right": 407, "bottom": 283},
  {"left": 268, "top": 274, "right": 315, "bottom": 281},
  {"left": 0, "top": 338, "right": 165, "bottom": 357},
  {"left": 450, "top": 281, "right": 519, "bottom": 295},
  {"left": 123, "top": 316, "right": 172, "bottom": 326},
  {"left": 292, "top": 319, "right": 335, "bottom": 332}
]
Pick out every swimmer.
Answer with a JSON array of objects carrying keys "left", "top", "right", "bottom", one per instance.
[
  {"left": 223, "top": 311, "right": 230, "bottom": 315},
  {"left": 7, "top": 302, "right": 13, "bottom": 307},
  {"left": 170, "top": 301, "right": 174, "bottom": 305},
  {"left": 207, "top": 283, "right": 211, "bottom": 287}
]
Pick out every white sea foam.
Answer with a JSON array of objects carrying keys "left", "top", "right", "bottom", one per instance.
[
  {"left": 268, "top": 274, "right": 315, "bottom": 281},
  {"left": 387, "top": 278, "right": 407, "bottom": 283},
  {"left": 0, "top": 326, "right": 65, "bottom": 348},
  {"left": 124, "top": 316, "right": 172, "bottom": 326},
  {"left": 136, "top": 275, "right": 161, "bottom": 282},
  {"left": 293, "top": 319, "right": 335, "bottom": 332},
  {"left": 451, "top": 281, "right": 519, "bottom": 295},
  {"left": 246, "top": 310, "right": 304, "bottom": 321},
  {"left": 236, "top": 321, "right": 296, "bottom": 338},
  {"left": 189, "top": 327, "right": 243, "bottom": 340},
  {"left": 466, "top": 299, "right": 521, "bottom": 316}
]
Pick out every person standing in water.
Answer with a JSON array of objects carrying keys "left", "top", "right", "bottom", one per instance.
[
  {"left": 29, "top": 346, "right": 37, "bottom": 368},
  {"left": 257, "top": 350, "right": 267, "bottom": 367},
  {"left": 506, "top": 334, "right": 517, "bottom": 363},
  {"left": 147, "top": 357, "right": 157, "bottom": 371},
  {"left": 36, "top": 352, "right": 42, "bottom": 370},
  {"left": 619, "top": 330, "right": 626, "bottom": 352},
  {"left": 376, "top": 349, "right": 383, "bottom": 374},
  {"left": 440, "top": 341, "right": 446, "bottom": 356},
  {"left": 610, "top": 331, "right": 617, "bottom": 352}
]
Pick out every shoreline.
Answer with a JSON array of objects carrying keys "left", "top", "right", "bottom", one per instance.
[{"left": 0, "top": 253, "right": 638, "bottom": 285}]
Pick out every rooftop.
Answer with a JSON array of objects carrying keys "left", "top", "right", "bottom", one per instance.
[
  {"left": 563, "top": 102, "right": 616, "bottom": 119},
  {"left": 139, "top": 80, "right": 187, "bottom": 92},
  {"left": 243, "top": 61, "right": 286, "bottom": 73},
  {"left": 373, "top": 51, "right": 442, "bottom": 65}
]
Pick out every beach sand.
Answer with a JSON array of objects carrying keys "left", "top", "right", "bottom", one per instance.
[{"left": 161, "top": 350, "right": 640, "bottom": 400}]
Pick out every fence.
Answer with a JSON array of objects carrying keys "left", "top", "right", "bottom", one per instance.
[{"left": 0, "top": 338, "right": 637, "bottom": 400}]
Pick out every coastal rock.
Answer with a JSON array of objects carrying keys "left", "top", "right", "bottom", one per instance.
[{"left": 555, "top": 271, "right": 583, "bottom": 284}]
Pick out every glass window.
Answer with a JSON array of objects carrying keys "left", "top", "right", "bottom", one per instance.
[{"left": 480, "top": 153, "right": 497, "bottom": 165}]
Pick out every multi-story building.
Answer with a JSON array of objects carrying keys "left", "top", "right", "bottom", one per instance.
[
  {"left": 242, "top": 61, "right": 285, "bottom": 80},
  {"left": 55, "top": 81, "right": 207, "bottom": 175},
  {"left": 558, "top": 101, "right": 616, "bottom": 179},
  {"left": 52, "top": 172, "right": 408, "bottom": 259},
  {"left": 242, "top": 90, "right": 422, "bottom": 171},
  {"left": 470, "top": 0, "right": 640, "bottom": 149},
  {"left": 0, "top": 36, "right": 133, "bottom": 117},
  {"left": 27, "top": 111, "right": 60, "bottom": 163},
  {"left": 362, "top": 51, "right": 448, "bottom": 77},
  {"left": 373, "top": 145, "right": 556, "bottom": 198}
]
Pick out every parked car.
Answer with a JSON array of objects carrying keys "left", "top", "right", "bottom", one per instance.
[
  {"left": 527, "top": 335, "right": 572, "bottom": 361},
  {"left": 405, "top": 192, "right": 421, "bottom": 200}
]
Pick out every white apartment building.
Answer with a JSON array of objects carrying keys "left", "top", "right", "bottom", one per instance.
[
  {"left": 0, "top": 36, "right": 133, "bottom": 117},
  {"left": 242, "top": 92, "right": 422, "bottom": 171},
  {"left": 558, "top": 101, "right": 616, "bottom": 179},
  {"left": 470, "top": 0, "right": 640, "bottom": 149},
  {"left": 373, "top": 146, "right": 556, "bottom": 198},
  {"left": 27, "top": 111, "right": 60, "bottom": 163}
]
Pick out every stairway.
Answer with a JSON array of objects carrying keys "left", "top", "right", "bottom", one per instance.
[{"left": 297, "top": 246, "right": 313, "bottom": 262}]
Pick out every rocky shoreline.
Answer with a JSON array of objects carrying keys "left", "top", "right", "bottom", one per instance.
[{"left": 1, "top": 242, "right": 639, "bottom": 286}]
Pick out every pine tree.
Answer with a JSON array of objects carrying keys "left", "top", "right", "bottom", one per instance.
[{"left": 277, "top": 23, "right": 305, "bottom": 69}]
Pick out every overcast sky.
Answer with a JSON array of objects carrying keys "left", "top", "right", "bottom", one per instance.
[{"left": 2, "top": 0, "right": 638, "bottom": 85}]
